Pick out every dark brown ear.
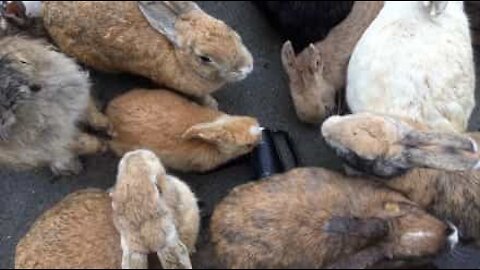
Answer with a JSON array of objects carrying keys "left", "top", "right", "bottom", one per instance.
[
  {"left": 401, "top": 130, "right": 480, "bottom": 171},
  {"left": 327, "top": 246, "right": 386, "bottom": 269},
  {"left": 324, "top": 216, "right": 389, "bottom": 239}
]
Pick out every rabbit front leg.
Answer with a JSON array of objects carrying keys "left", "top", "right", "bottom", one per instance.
[
  {"left": 70, "top": 132, "right": 108, "bottom": 156},
  {"left": 49, "top": 153, "right": 83, "bottom": 176},
  {"left": 86, "top": 98, "right": 115, "bottom": 136},
  {"left": 195, "top": 95, "right": 218, "bottom": 110}
]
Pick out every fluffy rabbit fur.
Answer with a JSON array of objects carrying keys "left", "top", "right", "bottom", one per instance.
[
  {"left": 43, "top": 1, "right": 254, "bottom": 107},
  {"left": 111, "top": 149, "right": 199, "bottom": 269},
  {"left": 0, "top": 36, "right": 107, "bottom": 175},
  {"left": 347, "top": 1, "right": 475, "bottom": 133},
  {"left": 16, "top": 151, "right": 199, "bottom": 269},
  {"left": 210, "top": 168, "right": 452, "bottom": 269},
  {"left": 253, "top": 1, "right": 354, "bottom": 52},
  {"left": 322, "top": 113, "right": 479, "bottom": 177},
  {"left": 106, "top": 89, "right": 262, "bottom": 173},
  {"left": 281, "top": 1, "right": 383, "bottom": 123},
  {"left": 322, "top": 113, "right": 480, "bottom": 241}
]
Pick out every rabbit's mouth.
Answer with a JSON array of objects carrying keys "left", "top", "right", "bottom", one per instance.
[{"left": 224, "top": 65, "right": 253, "bottom": 82}]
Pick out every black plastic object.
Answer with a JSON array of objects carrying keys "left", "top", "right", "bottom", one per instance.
[{"left": 251, "top": 129, "right": 300, "bottom": 179}]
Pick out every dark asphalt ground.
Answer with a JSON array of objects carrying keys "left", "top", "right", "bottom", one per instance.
[{"left": 1, "top": 2, "right": 480, "bottom": 269}]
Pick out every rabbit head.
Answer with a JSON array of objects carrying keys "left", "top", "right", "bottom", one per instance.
[
  {"left": 321, "top": 113, "right": 479, "bottom": 177},
  {"left": 139, "top": 1, "right": 254, "bottom": 84},
  {"left": 281, "top": 41, "right": 336, "bottom": 123},
  {"left": 0, "top": 53, "right": 41, "bottom": 140},
  {"left": 183, "top": 115, "right": 262, "bottom": 155}
]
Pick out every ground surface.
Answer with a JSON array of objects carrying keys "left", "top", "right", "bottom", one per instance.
[{"left": 1, "top": 2, "right": 480, "bottom": 269}]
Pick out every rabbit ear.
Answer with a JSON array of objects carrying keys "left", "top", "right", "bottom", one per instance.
[
  {"left": 157, "top": 239, "right": 192, "bottom": 269},
  {"left": 138, "top": 1, "right": 200, "bottom": 46},
  {"left": 423, "top": 1, "right": 448, "bottom": 17},
  {"left": 281, "top": 41, "right": 297, "bottom": 76},
  {"left": 402, "top": 130, "right": 478, "bottom": 153},
  {"left": 324, "top": 216, "right": 389, "bottom": 239},
  {"left": 122, "top": 250, "right": 149, "bottom": 269},
  {"left": 182, "top": 118, "right": 229, "bottom": 144},
  {"left": 405, "top": 147, "right": 480, "bottom": 172},
  {"left": 2, "top": 1, "right": 27, "bottom": 25},
  {"left": 400, "top": 130, "right": 480, "bottom": 171},
  {"left": 307, "top": 43, "right": 324, "bottom": 74}
]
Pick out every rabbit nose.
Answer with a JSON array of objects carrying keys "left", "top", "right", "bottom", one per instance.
[{"left": 446, "top": 221, "right": 459, "bottom": 251}]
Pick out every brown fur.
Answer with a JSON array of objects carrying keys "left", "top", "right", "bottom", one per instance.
[
  {"left": 15, "top": 157, "right": 199, "bottom": 269},
  {"left": 322, "top": 113, "right": 479, "bottom": 177},
  {"left": 321, "top": 112, "right": 480, "bottom": 241},
  {"left": 42, "top": 1, "right": 253, "bottom": 103},
  {"left": 281, "top": 1, "right": 383, "bottom": 123},
  {"left": 210, "top": 168, "right": 449, "bottom": 269},
  {"left": 15, "top": 189, "right": 122, "bottom": 269},
  {"left": 111, "top": 149, "right": 199, "bottom": 269},
  {"left": 106, "top": 89, "right": 261, "bottom": 172}
]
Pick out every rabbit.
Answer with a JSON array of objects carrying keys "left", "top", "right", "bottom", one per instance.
[
  {"left": 210, "top": 167, "right": 455, "bottom": 269},
  {"left": 321, "top": 112, "right": 480, "bottom": 177},
  {"left": 15, "top": 150, "right": 200, "bottom": 269},
  {"left": 347, "top": 1, "right": 475, "bottom": 133},
  {"left": 0, "top": 1, "right": 46, "bottom": 38},
  {"left": 321, "top": 112, "right": 480, "bottom": 241},
  {"left": 42, "top": 1, "right": 254, "bottom": 108},
  {"left": 0, "top": 36, "right": 108, "bottom": 176},
  {"left": 106, "top": 89, "right": 262, "bottom": 173},
  {"left": 111, "top": 149, "right": 199, "bottom": 269},
  {"left": 253, "top": 1, "right": 354, "bottom": 52},
  {"left": 281, "top": 1, "right": 383, "bottom": 124}
]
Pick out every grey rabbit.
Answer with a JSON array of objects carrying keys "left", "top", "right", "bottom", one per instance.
[{"left": 0, "top": 36, "right": 110, "bottom": 175}]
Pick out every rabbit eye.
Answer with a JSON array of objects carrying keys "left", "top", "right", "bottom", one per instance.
[{"left": 199, "top": 55, "right": 213, "bottom": 64}]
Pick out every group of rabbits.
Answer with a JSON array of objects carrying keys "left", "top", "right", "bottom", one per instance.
[{"left": 5, "top": 0, "right": 480, "bottom": 269}]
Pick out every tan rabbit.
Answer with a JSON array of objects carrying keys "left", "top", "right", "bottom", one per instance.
[
  {"left": 321, "top": 112, "right": 479, "bottom": 177},
  {"left": 15, "top": 150, "right": 200, "bottom": 269},
  {"left": 321, "top": 112, "right": 480, "bottom": 241},
  {"left": 106, "top": 89, "right": 262, "bottom": 173},
  {"left": 281, "top": 1, "right": 383, "bottom": 123},
  {"left": 111, "top": 149, "right": 199, "bottom": 269},
  {"left": 210, "top": 168, "right": 454, "bottom": 269},
  {"left": 42, "top": 1, "right": 254, "bottom": 108}
]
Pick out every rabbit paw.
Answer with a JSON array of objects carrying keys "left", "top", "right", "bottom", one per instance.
[
  {"left": 50, "top": 158, "right": 83, "bottom": 176},
  {"left": 198, "top": 95, "right": 219, "bottom": 110}
]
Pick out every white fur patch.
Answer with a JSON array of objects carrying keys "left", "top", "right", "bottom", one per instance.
[
  {"left": 249, "top": 126, "right": 264, "bottom": 136},
  {"left": 469, "top": 137, "right": 478, "bottom": 153},
  {"left": 474, "top": 160, "right": 480, "bottom": 170},
  {"left": 446, "top": 221, "right": 459, "bottom": 250},
  {"left": 402, "top": 231, "right": 434, "bottom": 242},
  {"left": 22, "top": 1, "right": 42, "bottom": 17}
]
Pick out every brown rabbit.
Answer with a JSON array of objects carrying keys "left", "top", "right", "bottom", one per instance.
[
  {"left": 281, "top": 1, "right": 383, "bottom": 123},
  {"left": 15, "top": 150, "right": 200, "bottom": 269},
  {"left": 106, "top": 89, "right": 262, "bottom": 173},
  {"left": 210, "top": 168, "right": 454, "bottom": 269},
  {"left": 321, "top": 112, "right": 480, "bottom": 241},
  {"left": 321, "top": 112, "right": 479, "bottom": 177},
  {"left": 42, "top": 1, "right": 254, "bottom": 108},
  {"left": 111, "top": 149, "right": 199, "bottom": 269}
]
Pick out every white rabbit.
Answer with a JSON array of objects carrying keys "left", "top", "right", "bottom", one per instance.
[{"left": 347, "top": 1, "right": 474, "bottom": 133}]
